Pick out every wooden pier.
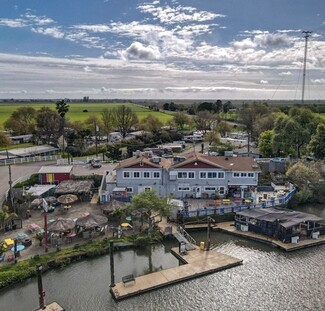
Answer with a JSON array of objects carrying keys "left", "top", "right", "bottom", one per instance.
[
  {"left": 215, "top": 221, "right": 325, "bottom": 251},
  {"left": 110, "top": 246, "right": 242, "bottom": 300}
]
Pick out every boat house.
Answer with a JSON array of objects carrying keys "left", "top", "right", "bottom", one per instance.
[{"left": 235, "top": 207, "right": 325, "bottom": 243}]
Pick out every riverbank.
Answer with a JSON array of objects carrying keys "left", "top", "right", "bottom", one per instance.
[{"left": 0, "top": 236, "right": 140, "bottom": 290}]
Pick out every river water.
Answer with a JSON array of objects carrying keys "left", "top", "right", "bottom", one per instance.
[{"left": 0, "top": 204, "right": 324, "bottom": 311}]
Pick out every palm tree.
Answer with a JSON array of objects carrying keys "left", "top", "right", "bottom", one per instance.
[{"left": 0, "top": 205, "right": 17, "bottom": 233}]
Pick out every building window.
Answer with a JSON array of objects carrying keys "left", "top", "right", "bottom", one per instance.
[
  {"left": 241, "top": 172, "right": 247, "bottom": 177},
  {"left": 126, "top": 187, "right": 133, "bottom": 193},
  {"left": 218, "top": 172, "right": 225, "bottom": 179},
  {"left": 204, "top": 186, "right": 216, "bottom": 191},
  {"left": 233, "top": 172, "right": 240, "bottom": 177},
  {"left": 144, "top": 187, "right": 151, "bottom": 191},
  {"left": 219, "top": 187, "right": 225, "bottom": 194},
  {"left": 153, "top": 171, "right": 160, "bottom": 178},
  {"left": 143, "top": 172, "right": 150, "bottom": 178},
  {"left": 200, "top": 172, "right": 206, "bottom": 179},
  {"left": 123, "top": 171, "right": 130, "bottom": 178},
  {"left": 178, "top": 186, "right": 190, "bottom": 191},
  {"left": 248, "top": 173, "right": 254, "bottom": 178},
  {"left": 188, "top": 172, "right": 195, "bottom": 179},
  {"left": 133, "top": 172, "right": 140, "bottom": 178},
  {"left": 178, "top": 172, "right": 187, "bottom": 179},
  {"left": 207, "top": 172, "right": 217, "bottom": 178}
]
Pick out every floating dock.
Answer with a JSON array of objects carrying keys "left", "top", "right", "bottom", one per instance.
[
  {"left": 215, "top": 221, "right": 325, "bottom": 251},
  {"left": 110, "top": 247, "right": 242, "bottom": 300}
]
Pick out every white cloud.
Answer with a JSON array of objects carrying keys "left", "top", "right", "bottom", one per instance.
[
  {"left": 254, "top": 33, "right": 291, "bottom": 48},
  {"left": 311, "top": 78, "right": 325, "bottom": 84},
  {"left": 279, "top": 71, "right": 292, "bottom": 76},
  {"left": 120, "top": 42, "right": 161, "bottom": 60},
  {"left": 31, "top": 27, "right": 65, "bottom": 39},
  {"left": 0, "top": 18, "right": 27, "bottom": 28},
  {"left": 260, "top": 80, "right": 269, "bottom": 84},
  {"left": 138, "top": 3, "right": 225, "bottom": 24}
]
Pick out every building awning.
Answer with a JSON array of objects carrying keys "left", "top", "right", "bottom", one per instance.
[{"left": 112, "top": 187, "right": 127, "bottom": 192}]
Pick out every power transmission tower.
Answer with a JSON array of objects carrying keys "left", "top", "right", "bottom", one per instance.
[{"left": 301, "top": 31, "right": 312, "bottom": 105}]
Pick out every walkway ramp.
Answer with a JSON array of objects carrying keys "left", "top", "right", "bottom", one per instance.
[{"left": 157, "top": 217, "right": 196, "bottom": 251}]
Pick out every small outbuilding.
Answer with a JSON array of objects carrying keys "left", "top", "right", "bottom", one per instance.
[
  {"left": 235, "top": 207, "right": 325, "bottom": 243},
  {"left": 38, "top": 165, "right": 73, "bottom": 184}
]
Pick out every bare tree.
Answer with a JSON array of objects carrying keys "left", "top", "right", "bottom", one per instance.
[{"left": 112, "top": 105, "right": 138, "bottom": 138}]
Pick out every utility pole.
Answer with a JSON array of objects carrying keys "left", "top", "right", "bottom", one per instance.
[
  {"left": 109, "top": 241, "right": 115, "bottom": 288},
  {"left": 6, "top": 150, "right": 14, "bottom": 213},
  {"left": 302, "top": 31, "right": 312, "bottom": 105},
  {"left": 95, "top": 122, "right": 99, "bottom": 158},
  {"left": 36, "top": 264, "right": 46, "bottom": 309}
]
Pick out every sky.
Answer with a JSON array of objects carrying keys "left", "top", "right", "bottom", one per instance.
[{"left": 0, "top": 0, "right": 325, "bottom": 101}]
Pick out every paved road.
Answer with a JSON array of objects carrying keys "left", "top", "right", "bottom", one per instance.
[{"left": 0, "top": 161, "right": 117, "bottom": 205}]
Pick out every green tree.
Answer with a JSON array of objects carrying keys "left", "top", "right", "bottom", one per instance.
[
  {"left": 112, "top": 105, "right": 138, "bottom": 138},
  {"left": 55, "top": 99, "right": 69, "bottom": 118},
  {"left": 258, "top": 130, "right": 274, "bottom": 157},
  {"left": 0, "top": 205, "right": 17, "bottom": 233},
  {"left": 127, "top": 190, "right": 171, "bottom": 238},
  {"left": 173, "top": 111, "right": 190, "bottom": 130},
  {"left": 193, "top": 110, "right": 215, "bottom": 132},
  {"left": 0, "top": 132, "right": 11, "bottom": 148},
  {"left": 35, "top": 107, "right": 61, "bottom": 144},
  {"left": 4, "top": 107, "right": 36, "bottom": 134},
  {"left": 308, "top": 123, "right": 325, "bottom": 160},
  {"left": 272, "top": 107, "right": 320, "bottom": 158},
  {"left": 286, "top": 161, "right": 320, "bottom": 191},
  {"left": 139, "top": 115, "right": 163, "bottom": 135},
  {"left": 101, "top": 108, "right": 114, "bottom": 143},
  {"left": 216, "top": 120, "right": 232, "bottom": 137}
]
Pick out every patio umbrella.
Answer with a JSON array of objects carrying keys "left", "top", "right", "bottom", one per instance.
[
  {"left": 48, "top": 218, "right": 75, "bottom": 233},
  {"left": 27, "top": 223, "right": 41, "bottom": 233},
  {"left": 76, "top": 213, "right": 108, "bottom": 230},
  {"left": 101, "top": 200, "right": 126, "bottom": 213},
  {"left": 57, "top": 194, "right": 78, "bottom": 205},
  {"left": 31, "top": 198, "right": 42, "bottom": 207},
  {"left": 120, "top": 222, "right": 130, "bottom": 228}
]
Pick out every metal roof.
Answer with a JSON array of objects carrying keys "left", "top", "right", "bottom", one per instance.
[
  {"left": 237, "top": 207, "right": 324, "bottom": 229},
  {"left": 38, "top": 165, "right": 73, "bottom": 174}
]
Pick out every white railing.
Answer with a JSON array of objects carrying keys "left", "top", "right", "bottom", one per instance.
[{"left": 178, "top": 226, "right": 197, "bottom": 245}]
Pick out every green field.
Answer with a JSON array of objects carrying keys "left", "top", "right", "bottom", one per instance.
[{"left": 0, "top": 102, "right": 174, "bottom": 128}]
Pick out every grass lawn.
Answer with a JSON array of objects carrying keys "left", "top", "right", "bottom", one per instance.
[{"left": 0, "top": 102, "right": 174, "bottom": 128}]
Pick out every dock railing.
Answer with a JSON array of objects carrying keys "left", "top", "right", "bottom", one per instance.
[
  {"left": 181, "top": 188, "right": 297, "bottom": 219},
  {"left": 178, "top": 225, "right": 197, "bottom": 246}
]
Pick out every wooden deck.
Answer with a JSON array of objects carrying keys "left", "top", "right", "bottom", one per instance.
[
  {"left": 110, "top": 246, "right": 242, "bottom": 300},
  {"left": 215, "top": 221, "right": 325, "bottom": 251}
]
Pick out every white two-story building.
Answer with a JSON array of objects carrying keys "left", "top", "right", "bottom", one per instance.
[{"left": 100, "top": 152, "right": 261, "bottom": 202}]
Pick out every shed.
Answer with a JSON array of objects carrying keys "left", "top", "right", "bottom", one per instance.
[{"left": 38, "top": 165, "right": 73, "bottom": 184}]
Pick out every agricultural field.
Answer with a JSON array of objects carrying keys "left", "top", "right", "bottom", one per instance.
[{"left": 0, "top": 102, "right": 174, "bottom": 128}]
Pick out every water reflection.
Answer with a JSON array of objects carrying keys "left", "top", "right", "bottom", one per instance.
[{"left": 0, "top": 206, "right": 325, "bottom": 311}]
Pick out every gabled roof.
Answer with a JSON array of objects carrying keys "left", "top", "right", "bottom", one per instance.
[
  {"left": 115, "top": 152, "right": 261, "bottom": 172},
  {"left": 172, "top": 152, "right": 261, "bottom": 172},
  {"left": 116, "top": 155, "right": 167, "bottom": 169}
]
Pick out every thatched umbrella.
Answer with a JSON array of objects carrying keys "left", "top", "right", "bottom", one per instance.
[
  {"left": 101, "top": 200, "right": 127, "bottom": 213},
  {"left": 45, "top": 196, "right": 57, "bottom": 204},
  {"left": 57, "top": 194, "right": 78, "bottom": 205},
  {"left": 48, "top": 218, "right": 75, "bottom": 233},
  {"left": 31, "top": 198, "right": 42, "bottom": 207},
  {"left": 76, "top": 213, "right": 108, "bottom": 230}
]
